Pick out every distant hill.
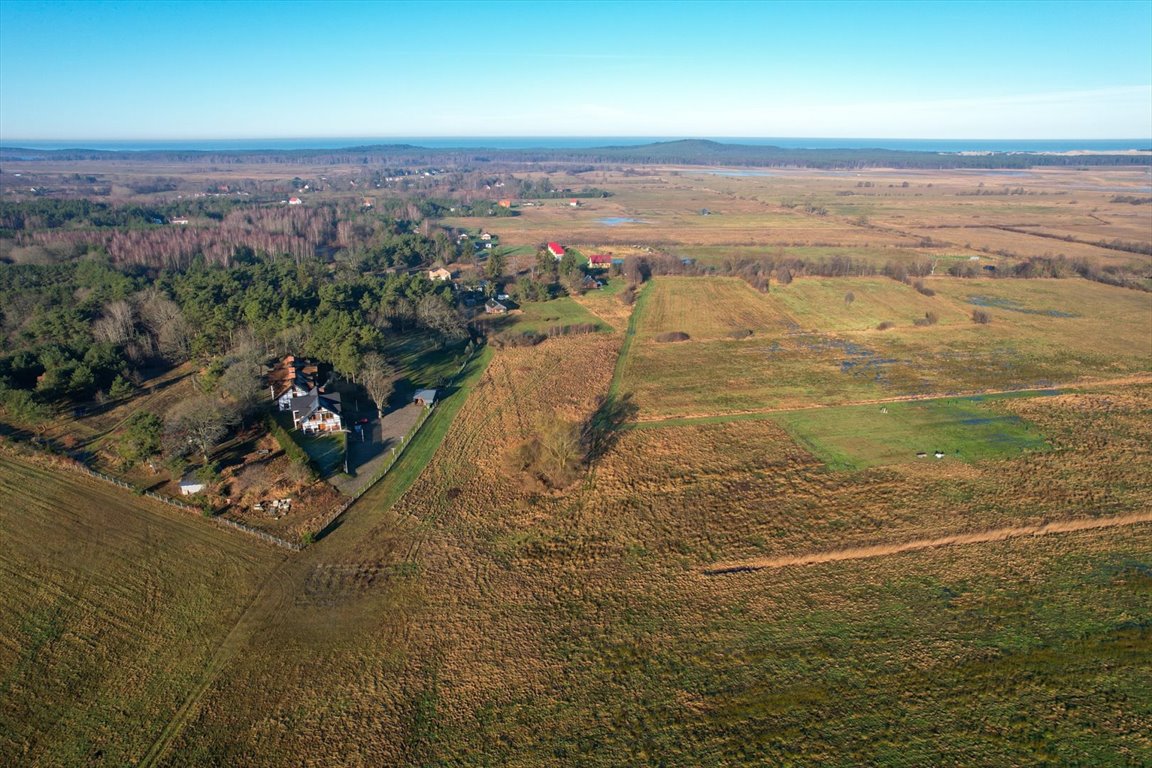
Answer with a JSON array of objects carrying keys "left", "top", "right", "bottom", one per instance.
[{"left": 2, "top": 140, "right": 1149, "bottom": 169}]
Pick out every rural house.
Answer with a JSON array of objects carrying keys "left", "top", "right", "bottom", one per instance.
[
  {"left": 413, "top": 389, "right": 438, "bottom": 408},
  {"left": 288, "top": 196, "right": 303, "bottom": 205},
  {"left": 547, "top": 242, "right": 565, "bottom": 259},
  {"left": 268, "top": 355, "right": 322, "bottom": 411},
  {"left": 587, "top": 253, "right": 613, "bottom": 269},
  {"left": 485, "top": 298, "right": 509, "bottom": 314},
  {"left": 429, "top": 267, "right": 453, "bottom": 281},
  {"left": 290, "top": 388, "right": 343, "bottom": 434}
]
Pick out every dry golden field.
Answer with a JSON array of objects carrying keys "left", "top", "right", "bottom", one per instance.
[
  {"left": 618, "top": 275, "right": 1152, "bottom": 420},
  {"left": 147, "top": 340, "right": 1152, "bottom": 767},
  {"left": 449, "top": 166, "right": 1150, "bottom": 274},
  {"left": 0, "top": 447, "right": 285, "bottom": 767},
  {"left": 3, "top": 164, "right": 1151, "bottom": 766}
]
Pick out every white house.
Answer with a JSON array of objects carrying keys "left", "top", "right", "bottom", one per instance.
[{"left": 290, "top": 389, "right": 343, "bottom": 434}]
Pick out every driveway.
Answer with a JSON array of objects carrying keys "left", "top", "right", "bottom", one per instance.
[{"left": 330, "top": 403, "right": 427, "bottom": 496}]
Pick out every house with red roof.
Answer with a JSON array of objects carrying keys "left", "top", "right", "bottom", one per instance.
[
  {"left": 587, "top": 253, "right": 613, "bottom": 269},
  {"left": 547, "top": 242, "right": 565, "bottom": 259}
]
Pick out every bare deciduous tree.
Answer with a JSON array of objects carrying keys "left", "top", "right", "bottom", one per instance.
[
  {"left": 360, "top": 352, "right": 397, "bottom": 416},
  {"left": 92, "top": 300, "right": 136, "bottom": 346}
]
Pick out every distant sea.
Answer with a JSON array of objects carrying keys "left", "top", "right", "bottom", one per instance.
[{"left": 4, "top": 137, "right": 1151, "bottom": 153}]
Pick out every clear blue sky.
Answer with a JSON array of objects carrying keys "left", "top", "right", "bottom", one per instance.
[{"left": 1, "top": 0, "right": 1150, "bottom": 140}]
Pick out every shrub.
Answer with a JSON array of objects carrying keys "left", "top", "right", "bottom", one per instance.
[
  {"left": 913, "top": 280, "right": 936, "bottom": 297},
  {"left": 876, "top": 321, "right": 895, "bottom": 331},
  {"left": 263, "top": 414, "right": 319, "bottom": 479},
  {"left": 972, "top": 309, "right": 992, "bottom": 324},
  {"left": 492, "top": 331, "right": 546, "bottom": 348},
  {"left": 618, "top": 285, "right": 636, "bottom": 306},
  {"left": 545, "top": 323, "right": 598, "bottom": 338},
  {"left": 726, "top": 329, "right": 753, "bottom": 339},
  {"left": 914, "top": 312, "right": 939, "bottom": 327},
  {"left": 655, "top": 332, "right": 691, "bottom": 343}
]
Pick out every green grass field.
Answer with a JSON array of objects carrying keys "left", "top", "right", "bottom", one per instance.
[
  {"left": 772, "top": 394, "right": 1052, "bottom": 470},
  {"left": 505, "top": 294, "right": 608, "bottom": 334}
]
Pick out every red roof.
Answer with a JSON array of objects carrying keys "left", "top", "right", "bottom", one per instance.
[
  {"left": 547, "top": 242, "right": 565, "bottom": 256},
  {"left": 588, "top": 253, "right": 613, "bottom": 264}
]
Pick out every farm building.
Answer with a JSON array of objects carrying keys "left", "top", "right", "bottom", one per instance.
[
  {"left": 290, "top": 389, "right": 343, "bottom": 434},
  {"left": 428, "top": 267, "right": 453, "bottom": 281},
  {"left": 485, "top": 298, "right": 509, "bottom": 314},
  {"left": 413, "top": 389, "right": 438, "bottom": 408},
  {"left": 547, "top": 242, "right": 566, "bottom": 259},
  {"left": 587, "top": 253, "right": 613, "bottom": 269},
  {"left": 288, "top": 196, "right": 303, "bottom": 205}
]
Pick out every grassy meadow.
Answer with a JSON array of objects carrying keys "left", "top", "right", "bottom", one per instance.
[
  {"left": 617, "top": 275, "right": 1151, "bottom": 421},
  {"left": 772, "top": 393, "right": 1052, "bottom": 470},
  {"left": 151, "top": 339, "right": 1152, "bottom": 767},
  {"left": 3, "top": 165, "right": 1150, "bottom": 766},
  {"left": 0, "top": 449, "right": 285, "bottom": 767}
]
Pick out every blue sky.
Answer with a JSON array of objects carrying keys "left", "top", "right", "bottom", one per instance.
[{"left": 1, "top": 0, "right": 1150, "bottom": 140}]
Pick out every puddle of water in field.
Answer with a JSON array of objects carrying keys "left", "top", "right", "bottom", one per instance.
[{"left": 597, "top": 217, "right": 647, "bottom": 225}]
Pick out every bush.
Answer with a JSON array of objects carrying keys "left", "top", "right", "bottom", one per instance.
[
  {"left": 972, "top": 309, "right": 992, "bottom": 324},
  {"left": 545, "top": 323, "right": 598, "bottom": 338},
  {"left": 263, "top": 413, "right": 319, "bottom": 479},
  {"left": 876, "top": 321, "right": 895, "bottom": 331},
  {"left": 492, "top": 331, "right": 546, "bottom": 348},
  {"left": 914, "top": 312, "right": 939, "bottom": 327},
  {"left": 655, "top": 332, "right": 691, "bottom": 343},
  {"left": 913, "top": 280, "right": 936, "bottom": 297},
  {"left": 726, "top": 329, "right": 753, "bottom": 339},
  {"left": 618, "top": 285, "right": 636, "bottom": 306}
]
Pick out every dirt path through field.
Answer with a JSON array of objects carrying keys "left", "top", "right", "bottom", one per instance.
[
  {"left": 632, "top": 373, "right": 1152, "bottom": 428},
  {"left": 703, "top": 511, "right": 1152, "bottom": 575}
]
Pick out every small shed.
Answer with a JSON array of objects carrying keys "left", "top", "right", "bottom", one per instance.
[
  {"left": 179, "top": 475, "right": 206, "bottom": 496},
  {"left": 413, "top": 389, "right": 438, "bottom": 408},
  {"left": 485, "top": 298, "right": 509, "bottom": 314}
]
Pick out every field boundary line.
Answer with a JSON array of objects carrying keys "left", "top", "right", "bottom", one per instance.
[
  {"left": 606, "top": 281, "right": 652, "bottom": 399},
  {"left": 702, "top": 511, "right": 1152, "bottom": 575}
]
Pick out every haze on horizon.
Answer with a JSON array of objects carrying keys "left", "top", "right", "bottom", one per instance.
[{"left": 1, "top": 0, "right": 1150, "bottom": 142}]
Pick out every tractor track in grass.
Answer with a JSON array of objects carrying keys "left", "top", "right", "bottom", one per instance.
[{"left": 702, "top": 511, "right": 1152, "bottom": 575}]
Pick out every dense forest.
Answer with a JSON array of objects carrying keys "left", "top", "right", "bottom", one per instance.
[{"left": 0, "top": 198, "right": 475, "bottom": 421}]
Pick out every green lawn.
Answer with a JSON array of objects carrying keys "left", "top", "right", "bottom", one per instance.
[
  {"left": 773, "top": 393, "right": 1053, "bottom": 470},
  {"left": 509, "top": 294, "right": 609, "bottom": 333},
  {"left": 296, "top": 431, "right": 346, "bottom": 476}
]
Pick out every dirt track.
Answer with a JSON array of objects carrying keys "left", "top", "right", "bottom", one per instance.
[{"left": 703, "top": 511, "right": 1152, "bottom": 575}]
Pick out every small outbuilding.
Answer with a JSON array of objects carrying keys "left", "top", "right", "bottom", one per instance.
[
  {"left": 485, "top": 298, "right": 509, "bottom": 314},
  {"left": 179, "top": 475, "right": 206, "bottom": 496},
  {"left": 413, "top": 389, "right": 438, "bottom": 408}
]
